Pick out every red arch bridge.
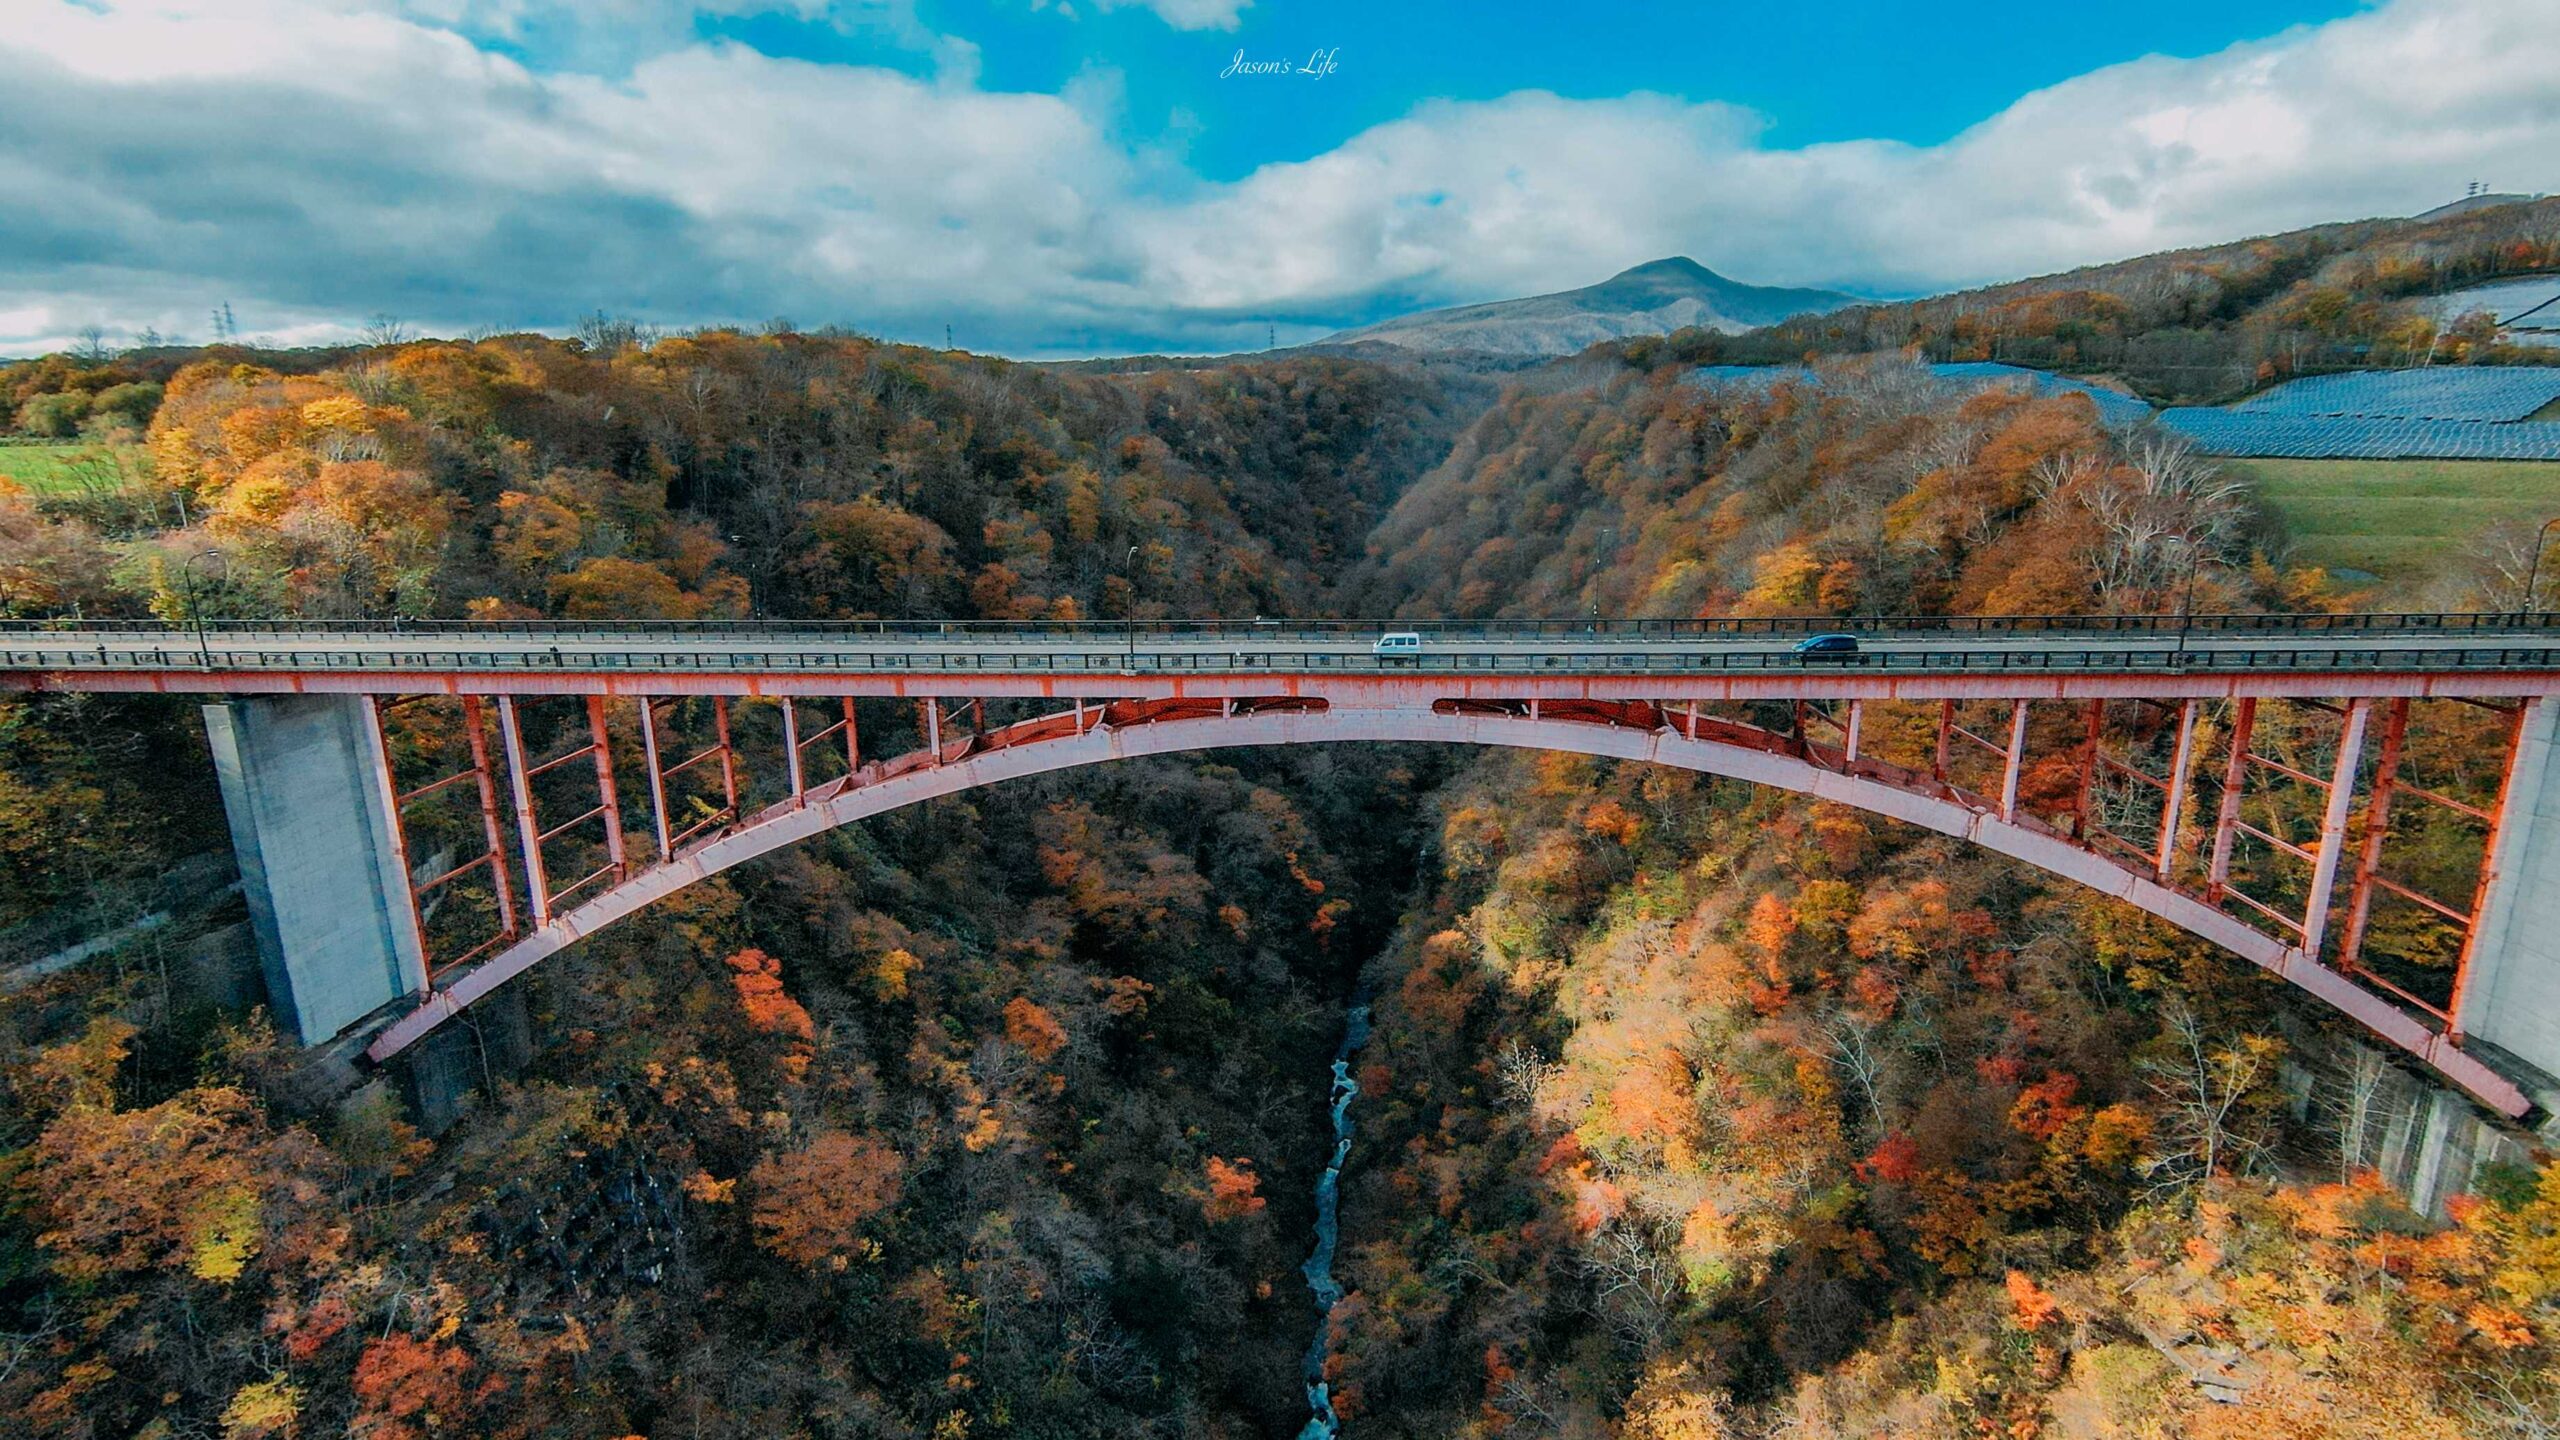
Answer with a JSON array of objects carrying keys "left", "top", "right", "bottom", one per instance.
[{"left": 9, "top": 613, "right": 2560, "bottom": 1118}]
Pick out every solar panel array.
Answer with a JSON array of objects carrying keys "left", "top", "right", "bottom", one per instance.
[
  {"left": 2154, "top": 411, "right": 2560, "bottom": 460},
  {"left": 1928, "top": 363, "right": 2156, "bottom": 426},
  {"left": 1687, "top": 364, "right": 1813, "bottom": 389},
  {"left": 1686, "top": 362, "right": 2560, "bottom": 459},
  {"left": 2429, "top": 277, "right": 2560, "bottom": 330},
  {"left": 2229, "top": 367, "right": 2560, "bottom": 422},
  {"left": 1685, "top": 362, "right": 2153, "bottom": 425}
]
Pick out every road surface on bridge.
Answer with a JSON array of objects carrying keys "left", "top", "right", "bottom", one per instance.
[{"left": 8, "top": 614, "right": 2560, "bottom": 697}]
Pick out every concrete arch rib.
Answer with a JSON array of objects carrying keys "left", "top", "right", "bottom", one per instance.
[{"left": 364, "top": 706, "right": 2528, "bottom": 1115}]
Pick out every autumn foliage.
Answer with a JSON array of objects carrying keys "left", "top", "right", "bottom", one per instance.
[
  {"left": 2, "top": 295, "right": 2556, "bottom": 1440},
  {"left": 1002, "top": 996, "right": 1068, "bottom": 1061},
  {"left": 748, "top": 1130, "right": 906, "bottom": 1270},
  {"left": 1201, "top": 1156, "right": 1268, "bottom": 1223},
  {"left": 350, "top": 1335, "right": 469, "bottom": 1440},
  {"left": 726, "top": 948, "right": 814, "bottom": 1039}
]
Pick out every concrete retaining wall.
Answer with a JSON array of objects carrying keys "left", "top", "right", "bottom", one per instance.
[{"left": 2287, "top": 1037, "right": 2544, "bottom": 1218}]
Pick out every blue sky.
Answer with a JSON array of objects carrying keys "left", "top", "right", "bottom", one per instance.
[
  {"left": 710, "top": 0, "right": 2369, "bottom": 180},
  {"left": 0, "top": 0, "right": 2550, "bottom": 357}
]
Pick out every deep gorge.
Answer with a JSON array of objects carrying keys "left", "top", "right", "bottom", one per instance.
[{"left": 0, "top": 330, "right": 2552, "bottom": 1439}]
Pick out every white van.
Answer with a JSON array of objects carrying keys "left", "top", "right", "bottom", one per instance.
[{"left": 1372, "top": 631, "right": 1423, "bottom": 660}]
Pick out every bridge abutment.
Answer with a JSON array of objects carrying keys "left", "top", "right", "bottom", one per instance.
[
  {"left": 205, "top": 694, "right": 428, "bottom": 1045},
  {"left": 2460, "top": 697, "right": 2560, "bottom": 1101}
]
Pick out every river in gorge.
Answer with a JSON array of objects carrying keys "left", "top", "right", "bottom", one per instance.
[{"left": 1296, "top": 1001, "right": 1372, "bottom": 1440}]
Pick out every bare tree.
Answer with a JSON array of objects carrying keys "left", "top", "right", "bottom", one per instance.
[
  {"left": 2461, "top": 517, "right": 2549, "bottom": 610},
  {"left": 2127, "top": 431, "right": 2248, "bottom": 524},
  {"left": 1495, "top": 1039, "right": 1560, "bottom": 1113},
  {"left": 1816, "top": 1009, "right": 1884, "bottom": 1130},
  {"left": 2327, "top": 1040, "right": 2395, "bottom": 1180},
  {"left": 2030, "top": 447, "right": 2104, "bottom": 502},
  {"left": 1490, "top": 1374, "right": 1570, "bottom": 1435},
  {"left": 2077, "top": 430, "right": 2251, "bottom": 605},
  {"left": 1579, "top": 1219, "right": 1684, "bottom": 1347},
  {"left": 1913, "top": 406, "right": 1989, "bottom": 479},
  {"left": 2456, "top": 1360, "right": 2560, "bottom": 1440},
  {"left": 360, "top": 313, "right": 412, "bottom": 348},
  {"left": 577, "top": 310, "right": 659, "bottom": 357},
  {"left": 2137, "top": 999, "right": 2280, "bottom": 1197}
]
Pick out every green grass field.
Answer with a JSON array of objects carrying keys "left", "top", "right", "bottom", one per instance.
[
  {"left": 0, "top": 442, "right": 151, "bottom": 495},
  {"left": 2227, "top": 457, "right": 2560, "bottom": 593}
]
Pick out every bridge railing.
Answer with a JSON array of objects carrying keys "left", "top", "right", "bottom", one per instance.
[
  {"left": 5, "top": 611, "right": 2560, "bottom": 643},
  {"left": 15, "top": 643, "right": 2560, "bottom": 677}
]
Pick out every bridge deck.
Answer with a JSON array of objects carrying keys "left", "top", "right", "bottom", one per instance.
[
  {"left": 9, "top": 615, "right": 2560, "bottom": 699},
  {"left": 19, "top": 613, "right": 2560, "bottom": 1117}
]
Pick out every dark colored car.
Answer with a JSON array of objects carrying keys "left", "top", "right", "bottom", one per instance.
[{"left": 1791, "top": 633, "right": 1861, "bottom": 660}]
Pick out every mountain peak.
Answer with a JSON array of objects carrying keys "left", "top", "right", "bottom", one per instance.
[
  {"left": 1609, "top": 256, "right": 1723, "bottom": 283},
  {"left": 1319, "top": 258, "right": 1858, "bottom": 359}
]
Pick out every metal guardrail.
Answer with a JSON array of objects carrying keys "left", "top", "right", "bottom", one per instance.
[
  {"left": 11, "top": 644, "right": 2560, "bottom": 677},
  {"left": 4, "top": 611, "right": 2560, "bottom": 642}
]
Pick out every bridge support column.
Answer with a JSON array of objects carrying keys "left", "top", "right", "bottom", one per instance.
[
  {"left": 204, "top": 695, "right": 429, "bottom": 1045},
  {"left": 2158, "top": 701, "right": 2197, "bottom": 880},
  {"left": 2458, "top": 699, "right": 2560, "bottom": 1090},
  {"left": 2299, "top": 698, "right": 2371, "bottom": 960},
  {"left": 1999, "top": 701, "right": 2029, "bottom": 820}
]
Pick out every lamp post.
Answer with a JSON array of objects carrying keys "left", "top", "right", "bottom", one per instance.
[
  {"left": 2171, "top": 536, "right": 2206, "bottom": 663},
  {"left": 178, "top": 549, "right": 229, "bottom": 669},
  {"left": 1123, "top": 544, "right": 1140, "bottom": 672},
  {"left": 2522, "top": 517, "right": 2560, "bottom": 618},
  {"left": 1592, "top": 527, "right": 1614, "bottom": 632},
  {"left": 726, "top": 532, "right": 758, "bottom": 618}
]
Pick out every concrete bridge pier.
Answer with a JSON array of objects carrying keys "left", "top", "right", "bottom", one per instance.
[
  {"left": 2461, "top": 696, "right": 2560, "bottom": 1117},
  {"left": 204, "top": 694, "right": 428, "bottom": 1046}
]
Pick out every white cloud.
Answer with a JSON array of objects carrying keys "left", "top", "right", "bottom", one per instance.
[
  {"left": 375, "top": 0, "right": 958, "bottom": 72},
  {"left": 1087, "top": 0, "right": 1249, "bottom": 32},
  {"left": 1140, "top": 0, "right": 2560, "bottom": 310},
  {"left": 1, "top": 0, "right": 2555, "bottom": 358}
]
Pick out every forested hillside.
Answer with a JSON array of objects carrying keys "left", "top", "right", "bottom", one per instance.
[
  {"left": 0, "top": 332, "right": 1466, "bottom": 918},
  {"left": 0, "top": 332, "right": 1468, "bottom": 1438},
  {"left": 0, "top": 332, "right": 2553, "bottom": 1440},
  {"left": 1659, "top": 197, "right": 2560, "bottom": 404},
  {"left": 1330, "top": 356, "right": 2558, "bottom": 1436}
]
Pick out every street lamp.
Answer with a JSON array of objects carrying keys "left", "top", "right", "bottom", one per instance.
[
  {"left": 726, "top": 532, "right": 757, "bottom": 618},
  {"left": 1123, "top": 544, "right": 1141, "bottom": 672},
  {"left": 1592, "top": 527, "right": 1614, "bottom": 631},
  {"left": 2521, "top": 517, "right": 2560, "bottom": 618},
  {"left": 2170, "top": 536, "right": 2206, "bottom": 663},
  {"left": 178, "top": 549, "right": 230, "bottom": 669}
]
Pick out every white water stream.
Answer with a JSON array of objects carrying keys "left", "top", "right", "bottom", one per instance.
[{"left": 1295, "top": 1002, "right": 1371, "bottom": 1440}]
